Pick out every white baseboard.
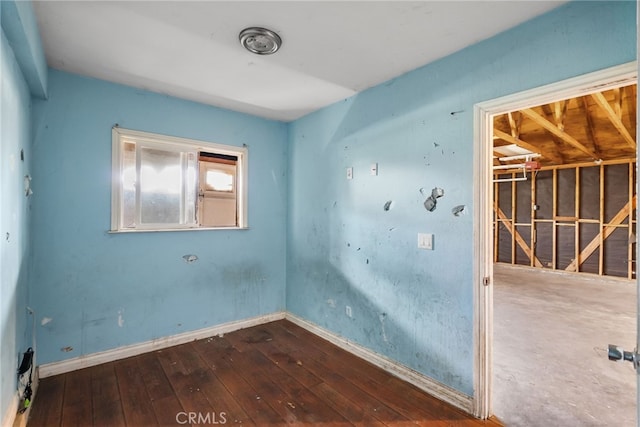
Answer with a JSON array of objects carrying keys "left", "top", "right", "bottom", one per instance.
[
  {"left": 39, "top": 312, "right": 286, "bottom": 378},
  {"left": 285, "top": 313, "right": 474, "bottom": 415},
  {"left": 2, "top": 392, "right": 19, "bottom": 427}
]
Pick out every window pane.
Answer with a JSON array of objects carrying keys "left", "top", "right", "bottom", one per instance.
[
  {"left": 140, "top": 148, "right": 182, "bottom": 224},
  {"left": 184, "top": 152, "right": 197, "bottom": 224},
  {"left": 205, "top": 169, "right": 234, "bottom": 192},
  {"left": 121, "top": 142, "right": 136, "bottom": 227}
]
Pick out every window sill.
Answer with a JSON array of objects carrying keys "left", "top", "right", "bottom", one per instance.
[{"left": 108, "top": 226, "right": 249, "bottom": 234}]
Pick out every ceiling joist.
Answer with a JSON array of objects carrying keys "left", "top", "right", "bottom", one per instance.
[
  {"left": 590, "top": 92, "right": 636, "bottom": 150},
  {"left": 493, "top": 129, "right": 562, "bottom": 164},
  {"left": 520, "top": 108, "right": 600, "bottom": 160}
]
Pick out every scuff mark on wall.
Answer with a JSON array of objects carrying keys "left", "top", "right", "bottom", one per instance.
[
  {"left": 383, "top": 200, "right": 394, "bottom": 211},
  {"left": 379, "top": 313, "right": 389, "bottom": 343},
  {"left": 326, "top": 299, "right": 336, "bottom": 308},
  {"left": 41, "top": 317, "right": 52, "bottom": 326},
  {"left": 117, "top": 309, "right": 125, "bottom": 327}
]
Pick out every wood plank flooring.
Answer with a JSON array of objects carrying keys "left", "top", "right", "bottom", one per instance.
[{"left": 28, "top": 320, "right": 502, "bottom": 426}]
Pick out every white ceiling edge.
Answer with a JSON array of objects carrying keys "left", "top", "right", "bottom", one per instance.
[{"left": 33, "top": 1, "right": 568, "bottom": 122}]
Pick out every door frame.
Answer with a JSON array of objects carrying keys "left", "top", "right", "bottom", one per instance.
[{"left": 472, "top": 61, "right": 638, "bottom": 419}]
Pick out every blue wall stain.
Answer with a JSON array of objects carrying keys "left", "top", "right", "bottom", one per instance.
[
  {"left": 286, "top": 1, "right": 636, "bottom": 395},
  {"left": 0, "top": 0, "right": 635, "bottom": 413},
  {"left": 29, "top": 70, "right": 288, "bottom": 365}
]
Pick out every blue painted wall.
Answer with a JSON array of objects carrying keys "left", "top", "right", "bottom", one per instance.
[
  {"left": 286, "top": 1, "right": 636, "bottom": 395},
  {"left": 30, "top": 70, "right": 288, "bottom": 365},
  {"left": 0, "top": 29, "right": 34, "bottom": 420}
]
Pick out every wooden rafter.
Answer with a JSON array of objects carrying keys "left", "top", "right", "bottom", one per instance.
[
  {"left": 521, "top": 108, "right": 600, "bottom": 160},
  {"left": 590, "top": 92, "right": 636, "bottom": 149},
  {"left": 507, "top": 111, "right": 522, "bottom": 138},
  {"left": 495, "top": 206, "right": 543, "bottom": 268},
  {"left": 613, "top": 88, "right": 622, "bottom": 118},
  {"left": 624, "top": 86, "right": 637, "bottom": 141},
  {"left": 553, "top": 100, "right": 568, "bottom": 131},
  {"left": 565, "top": 195, "right": 637, "bottom": 272},
  {"left": 493, "top": 129, "right": 562, "bottom": 164},
  {"left": 580, "top": 96, "right": 602, "bottom": 159}
]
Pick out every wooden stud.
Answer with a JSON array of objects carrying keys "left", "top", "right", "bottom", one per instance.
[
  {"left": 552, "top": 169, "right": 557, "bottom": 270},
  {"left": 575, "top": 167, "right": 580, "bottom": 271},
  {"left": 566, "top": 195, "right": 636, "bottom": 272},
  {"left": 599, "top": 164, "right": 605, "bottom": 275},
  {"left": 495, "top": 206, "right": 543, "bottom": 267},
  {"left": 531, "top": 171, "right": 536, "bottom": 267},
  {"left": 511, "top": 173, "right": 516, "bottom": 264}
]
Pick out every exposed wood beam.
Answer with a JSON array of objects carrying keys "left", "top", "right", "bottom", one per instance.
[
  {"left": 624, "top": 86, "right": 637, "bottom": 141},
  {"left": 613, "top": 88, "right": 622, "bottom": 118},
  {"left": 565, "top": 195, "right": 636, "bottom": 272},
  {"left": 580, "top": 96, "right": 602, "bottom": 158},
  {"left": 553, "top": 100, "right": 568, "bottom": 131},
  {"left": 493, "top": 129, "right": 563, "bottom": 164},
  {"left": 521, "top": 108, "right": 600, "bottom": 160},
  {"left": 590, "top": 92, "right": 636, "bottom": 149},
  {"left": 495, "top": 205, "right": 543, "bottom": 268},
  {"left": 507, "top": 111, "right": 522, "bottom": 138}
]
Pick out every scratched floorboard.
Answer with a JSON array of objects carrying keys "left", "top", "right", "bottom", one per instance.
[{"left": 28, "top": 320, "right": 502, "bottom": 426}]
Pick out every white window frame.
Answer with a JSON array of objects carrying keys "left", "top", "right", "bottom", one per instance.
[{"left": 110, "top": 127, "right": 248, "bottom": 232}]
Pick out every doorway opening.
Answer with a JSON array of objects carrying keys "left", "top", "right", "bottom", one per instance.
[{"left": 473, "top": 62, "right": 638, "bottom": 423}]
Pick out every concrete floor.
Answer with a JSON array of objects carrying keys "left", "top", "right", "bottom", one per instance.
[{"left": 493, "top": 264, "right": 637, "bottom": 427}]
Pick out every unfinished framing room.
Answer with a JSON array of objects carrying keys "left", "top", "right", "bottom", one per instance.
[
  {"left": 492, "top": 85, "right": 638, "bottom": 425},
  {"left": 1, "top": 1, "right": 636, "bottom": 426}
]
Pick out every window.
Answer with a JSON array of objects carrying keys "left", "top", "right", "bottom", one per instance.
[{"left": 111, "top": 127, "right": 247, "bottom": 231}]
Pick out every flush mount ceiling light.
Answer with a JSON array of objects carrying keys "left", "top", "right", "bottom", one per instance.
[{"left": 239, "top": 27, "right": 282, "bottom": 55}]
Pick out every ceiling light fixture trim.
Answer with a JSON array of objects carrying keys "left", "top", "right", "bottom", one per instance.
[{"left": 239, "top": 27, "right": 282, "bottom": 55}]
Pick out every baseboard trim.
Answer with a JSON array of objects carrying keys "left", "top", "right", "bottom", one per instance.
[
  {"left": 285, "top": 313, "right": 474, "bottom": 414},
  {"left": 39, "top": 312, "right": 286, "bottom": 378}
]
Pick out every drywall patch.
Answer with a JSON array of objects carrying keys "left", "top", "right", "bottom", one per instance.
[
  {"left": 183, "top": 254, "right": 198, "bottom": 263},
  {"left": 41, "top": 317, "right": 52, "bottom": 326}
]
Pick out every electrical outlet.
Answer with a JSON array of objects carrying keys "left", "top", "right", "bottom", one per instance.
[{"left": 345, "top": 306, "right": 353, "bottom": 318}]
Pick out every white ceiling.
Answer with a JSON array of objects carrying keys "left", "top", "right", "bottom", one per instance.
[{"left": 33, "top": 1, "right": 567, "bottom": 122}]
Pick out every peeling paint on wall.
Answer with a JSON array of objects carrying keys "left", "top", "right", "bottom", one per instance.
[
  {"left": 452, "top": 205, "right": 466, "bottom": 216},
  {"left": 41, "top": 317, "right": 52, "bottom": 326},
  {"left": 117, "top": 309, "right": 125, "bottom": 327},
  {"left": 61, "top": 346, "right": 73, "bottom": 352},
  {"left": 183, "top": 254, "right": 198, "bottom": 263},
  {"left": 423, "top": 187, "right": 444, "bottom": 212}
]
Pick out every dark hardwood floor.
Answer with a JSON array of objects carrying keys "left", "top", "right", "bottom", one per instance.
[{"left": 28, "top": 320, "right": 502, "bottom": 426}]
